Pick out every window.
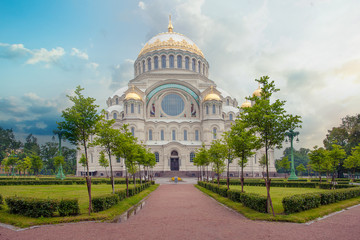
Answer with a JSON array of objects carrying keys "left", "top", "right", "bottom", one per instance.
[
  {"left": 147, "top": 58, "right": 151, "bottom": 71},
  {"left": 117, "top": 157, "right": 121, "bottom": 163},
  {"left": 185, "top": 57, "right": 189, "bottom": 70},
  {"left": 161, "top": 94, "right": 184, "bottom": 116},
  {"left": 131, "top": 103, "right": 134, "bottom": 113},
  {"left": 109, "top": 100, "right": 112, "bottom": 106},
  {"left": 203, "top": 63, "right": 205, "bottom": 75},
  {"left": 155, "top": 152, "right": 159, "bottom": 162},
  {"left": 229, "top": 114, "right": 233, "bottom": 121},
  {"left": 138, "top": 63, "right": 141, "bottom": 74},
  {"left": 149, "top": 129, "right": 153, "bottom": 140},
  {"left": 116, "top": 98, "right": 119, "bottom": 104},
  {"left": 106, "top": 113, "right": 109, "bottom": 120},
  {"left": 169, "top": 55, "right": 174, "bottom": 68},
  {"left": 161, "top": 55, "right": 166, "bottom": 68},
  {"left": 142, "top": 60, "right": 145, "bottom": 73},
  {"left": 172, "top": 130, "right": 176, "bottom": 141},
  {"left": 90, "top": 153, "right": 93, "bottom": 163},
  {"left": 198, "top": 61, "right": 201, "bottom": 73},
  {"left": 177, "top": 55, "right": 182, "bottom": 68},
  {"left": 161, "top": 130, "right": 164, "bottom": 140},
  {"left": 212, "top": 104, "right": 216, "bottom": 114},
  {"left": 154, "top": 56, "right": 159, "bottom": 69},
  {"left": 131, "top": 127, "right": 135, "bottom": 137},
  {"left": 213, "top": 128, "right": 217, "bottom": 139},
  {"left": 227, "top": 99, "right": 229, "bottom": 106},
  {"left": 138, "top": 104, "right": 141, "bottom": 114},
  {"left": 206, "top": 105, "right": 209, "bottom": 114},
  {"left": 113, "top": 113, "right": 117, "bottom": 119},
  {"left": 192, "top": 58, "right": 195, "bottom": 71},
  {"left": 126, "top": 104, "right": 128, "bottom": 114},
  {"left": 184, "top": 130, "right": 187, "bottom": 141},
  {"left": 195, "top": 130, "right": 199, "bottom": 141},
  {"left": 190, "top": 152, "right": 195, "bottom": 162}
]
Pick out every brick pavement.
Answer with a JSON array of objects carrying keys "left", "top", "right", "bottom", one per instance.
[{"left": 0, "top": 184, "right": 360, "bottom": 240}]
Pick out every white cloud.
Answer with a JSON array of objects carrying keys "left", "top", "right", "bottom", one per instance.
[
  {"left": 26, "top": 47, "right": 65, "bottom": 64},
  {"left": 138, "top": 1, "right": 146, "bottom": 10},
  {"left": 71, "top": 48, "right": 89, "bottom": 60},
  {"left": 87, "top": 62, "right": 99, "bottom": 70}
]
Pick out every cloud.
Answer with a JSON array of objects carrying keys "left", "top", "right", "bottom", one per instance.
[
  {"left": 109, "top": 59, "right": 134, "bottom": 89},
  {"left": 138, "top": 1, "right": 146, "bottom": 10},
  {"left": 0, "top": 43, "right": 31, "bottom": 59},
  {"left": 70, "top": 48, "right": 89, "bottom": 60},
  {"left": 26, "top": 47, "right": 65, "bottom": 64}
]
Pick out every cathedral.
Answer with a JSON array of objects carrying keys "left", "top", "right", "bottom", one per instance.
[{"left": 77, "top": 17, "right": 275, "bottom": 177}]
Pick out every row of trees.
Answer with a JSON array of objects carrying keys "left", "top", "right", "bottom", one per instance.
[
  {"left": 0, "top": 128, "right": 76, "bottom": 176},
  {"left": 57, "top": 86, "right": 156, "bottom": 215},
  {"left": 194, "top": 76, "right": 302, "bottom": 216}
]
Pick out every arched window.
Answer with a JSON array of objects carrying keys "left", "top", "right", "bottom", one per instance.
[
  {"left": 138, "top": 63, "right": 141, "bottom": 74},
  {"left": 142, "top": 60, "right": 145, "bottom": 72},
  {"left": 161, "top": 130, "right": 164, "bottom": 140},
  {"left": 131, "top": 103, "right": 134, "bottom": 113},
  {"left": 149, "top": 129, "right": 153, "bottom": 140},
  {"left": 229, "top": 114, "right": 233, "bottom": 121},
  {"left": 154, "top": 56, "right": 159, "bottom": 69},
  {"left": 131, "top": 127, "right": 135, "bottom": 137},
  {"left": 213, "top": 128, "right": 217, "bottom": 139},
  {"left": 227, "top": 99, "right": 229, "bottom": 106},
  {"left": 192, "top": 58, "right": 196, "bottom": 71},
  {"left": 115, "top": 98, "right": 118, "bottom": 105},
  {"left": 138, "top": 104, "right": 141, "bottom": 114},
  {"left": 177, "top": 55, "right": 182, "bottom": 68},
  {"left": 155, "top": 152, "right": 159, "bottom": 162},
  {"left": 116, "top": 156, "right": 121, "bottom": 163},
  {"left": 106, "top": 113, "right": 109, "bottom": 120},
  {"left": 198, "top": 61, "right": 201, "bottom": 73},
  {"left": 169, "top": 55, "right": 174, "bottom": 68},
  {"left": 190, "top": 152, "right": 195, "bottom": 162},
  {"left": 184, "top": 130, "right": 187, "bottom": 141},
  {"left": 185, "top": 57, "right": 189, "bottom": 70},
  {"left": 147, "top": 58, "right": 151, "bottom": 71},
  {"left": 206, "top": 105, "right": 209, "bottom": 115},
  {"left": 113, "top": 113, "right": 117, "bottom": 119},
  {"left": 172, "top": 130, "right": 176, "bottom": 141},
  {"left": 212, "top": 104, "right": 216, "bottom": 114},
  {"left": 125, "top": 104, "right": 128, "bottom": 114},
  {"left": 195, "top": 130, "right": 199, "bottom": 141},
  {"left": 161, "top": 55, "right": 166, "bottom": 68},
  {"left": 121, "top": 113, "right": 124, "bottom": 119},
  {"left": 109, "top": 100, "right": 112, "bottom": 106}
]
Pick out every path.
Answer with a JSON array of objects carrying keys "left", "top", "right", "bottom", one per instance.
[{"left": 1, "top": 184, "right": 360, "bottom": 240}]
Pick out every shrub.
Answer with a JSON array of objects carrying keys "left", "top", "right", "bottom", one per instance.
[
  {"left": 5, "top": 196, "right": 58, "bottom": 217},
  {"left": 58, "top": 199, "right": 80, "bottom": 216},
  {"left": 92, "top": 194, "right": 119, "bottom": 212},
  {"left": 0, "top": 194, "right": 3, "bottom": 205}
]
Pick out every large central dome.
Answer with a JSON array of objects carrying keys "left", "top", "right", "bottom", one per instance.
[{"left": 138, "top": 17, "right": 204, "bottom": 58}]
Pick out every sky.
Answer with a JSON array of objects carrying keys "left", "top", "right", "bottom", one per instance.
[{"left": 1, "top": 0, "right": 359, "bottom": 157}]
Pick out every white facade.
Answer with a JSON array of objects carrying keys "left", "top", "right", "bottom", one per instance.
[{"left": 77, "top": 20, "right": 275, "bottom": 177}]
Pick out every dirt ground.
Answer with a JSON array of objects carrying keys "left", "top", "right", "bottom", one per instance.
[{"left": 1, "top": 184, "right": 360, "bottom": 240}]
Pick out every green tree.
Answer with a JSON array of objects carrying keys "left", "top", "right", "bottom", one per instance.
[
  {"left": 308, "top": 146, "right": 327, "bottom": 183},
  {"left": 280, "top": 147, "right": 310, "bottom": 173},
  {"left": 194, "top": 144, "right": 210, "bottom": 182},
  {"left": 229, "top": 121, "right": 259, "bottom": 192},
  {"left": 296, "top": 164, "right": 306, "bottom": 176},
  {"left": 240, "top": 76, "right": 302, "bottom": 215},
  {"left": 222, "top": 133, "right": 237, "bottom": 190},
  {"left": 40, "top": 142, "right": 59, "bottom": 174},
  {"left": 327, "top": 144, "right": 346, "bottom": 182},
  {"left": 53, "top": 155, "right": 65, "bottom": 168},
  {"left": 208, "top": 139, "right": 227, "bottom": 186},
  {"left": 24, "top": 134, "right": 41, "bottom": 156},
  {"left": 259, "top": 155, "right": 266, "bottom": 178},
  {"left": 0, "top": 127, "right": 21, "bottom": 163},
  {"left": 3, "top": 153, "right": 18, "bottom": 177},
  {"left": 79, "top": 153, "right": 87, "bottom": 172},
  {"left": 57, "top": 85, "right": 101, "bottom": 214},
  {"left": 278, "top": 156, "right": 290, "bottom": 178},
  {"left": 30, "top": 154, "right": 43, "bottom": 176},
  {"left": 98, "top": 151, "right": 109, "bottom": 177},
  {"left": 344, "top": 144, "right": 360, "bottom": 180}
]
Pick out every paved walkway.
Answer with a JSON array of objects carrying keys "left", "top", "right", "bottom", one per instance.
[{"left": 1, "top": 184, "right": 360, "bottom": 240}]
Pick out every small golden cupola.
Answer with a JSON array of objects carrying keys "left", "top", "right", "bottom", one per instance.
[
  {"left": 204, "top": 86, "right": 221, "bottom": 101},
  {"left": 125, "top": 85, "right": 141, "bottom": 101},
  {"left": 252, "top": 84, "right": 262, "bottom": 97},
  {"left": 240, "top": 100, "right": 251, "bottom": 108}
]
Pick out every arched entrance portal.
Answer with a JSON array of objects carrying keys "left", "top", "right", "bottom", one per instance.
[{"left": 170, "top": 150, "right": 179, "bottom": 171}]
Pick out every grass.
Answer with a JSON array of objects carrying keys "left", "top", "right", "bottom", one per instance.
[
  {"left": 230, "top": 185, "right": 326, "bottom": 213},
  {"left": 0, "top": 184, "right": 159, "bottom": 228},
  {"left": 196, "top": 185, "right": 360, "bottom": 223}
]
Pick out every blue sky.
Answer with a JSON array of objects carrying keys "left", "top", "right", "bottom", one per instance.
[{"left": 1, "top": 0, "right": 360, "bottom": 153}]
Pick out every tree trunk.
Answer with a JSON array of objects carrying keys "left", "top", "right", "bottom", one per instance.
[
  {"left": 227, "top": 159, "right": 230, "bottom": 190},
  {"left": 133, "top": 173, "right": 136, "bottom": 188},
  {"left": 265, "top": 142, "right": 275, "bottom": 216},
  {"left": 207, "top": 165, "right": 209, "bottom": 182},
  {"left": 217, "top": 164, "right": 220, "bottom": 186},
  {"left": 108, "top": 153, "right": 114, "bottom": 194},
  {"left": 241, "top": 163, "right": 244, "bottom": 193},
  {"left": 139, "top": 164, "right": 142, "bottom": 185},
  {"left": 125, "top": 166, "right": 129, "bottom": 197},
  {"left": 84, "top": 138, "right": 92, "bottom": 215}
]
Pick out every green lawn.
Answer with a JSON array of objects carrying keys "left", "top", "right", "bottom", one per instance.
[
  {"left": 230, "top": 185, "right": 326, "bottom": 213},
  {"left": 0, "top": 184, "right": 128, "bottom": 214}
]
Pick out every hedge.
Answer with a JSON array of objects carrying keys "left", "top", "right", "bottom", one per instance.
[
  {"left": 282, "top": 187, "right": 360, "bottom": 214},
  {"left": 5, "top": 196, "right": 58, "bottom": 218},
  {"left": 213, "top": 179, "right": 318, "bottom": 188},
  {"left": 198, "top": 181, "right": 267, "bottom": 213},
  {"left": 318, "top": 183, "right": 356, "bottom": 189},
  {"left": 0, "top": 179, "right": 151, "bottom": 186},
  {"left": 58, "top": 199, "right": 80, "bottom": 216},
  {"left": 0, "top": 193, "right": 3, "bottom": 205}
]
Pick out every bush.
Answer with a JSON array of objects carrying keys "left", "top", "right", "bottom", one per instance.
[
  {"left": 58, "top": 199, "right": 80, "bottom": 216},
  {"left": 5, "top": 196, "right": 58, "bottom": 217},
  {"left": 0, "top": 194, "right": 3, "bottom": 205},
  {"left": 287, "top": 179, "right": 308, "bottom": 182},
  {"left": 318, "top": 183, "right": 356, "bottom": 189},
  {"left": 92, "top": 194, "right": 119, "bottom": 212}
]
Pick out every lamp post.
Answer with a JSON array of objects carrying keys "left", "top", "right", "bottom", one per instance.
[
  {"left": 285, "top": 129, "right": 299, "bottom": 180},
  {"left": 54, "top": 130, "right": 66, "bottom": 180}
]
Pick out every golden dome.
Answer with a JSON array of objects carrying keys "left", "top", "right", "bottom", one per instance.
[
  {"left": 253, "top": 86, "right": 262, "bottom": 97},
  {"left": 138, "top": 17, "right": 204, "bottom": 58},
  {"left": 125, "top": 92, "right": 141, "bottom": 101},
  {"left": 204, "top": 86, "right": 221, "bottom": 101},
  {"left": 241, "top": 100, "right": 251, "bottom": 108}
]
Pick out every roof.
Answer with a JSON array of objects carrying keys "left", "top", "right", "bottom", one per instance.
[
  {"left": 111, "top": 86, "right": 128, "bottom": 98},
  {"left": 106, "top": 105, "right": 123, "bottom": 113},
  {"left": 223, "top": 105, "right": 239, "bottom": 114}
]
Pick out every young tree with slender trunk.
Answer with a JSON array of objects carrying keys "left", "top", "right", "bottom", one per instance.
[
  {"left": 194, "top": 144, "right": 210, "bottom": 182},
  {"left": 278, "top": 156, "right": 290, "bottom": 178},
  {"left": 57, "top": 85, "right": 101, "bottom": 215},
  {"left": 296, "top": 164, "right": 306, "bottom": 176},
  {"left": 98, "top": 151, "right": 109, "bottom": 177},
  {"left": 222, "top": 133, "right": 237, "bottom": 190},
  {"left": 327, "top": 144, "right": 346, "bottom": 183},
  {"left": 240, "top": 76, "right": 302, "bottom": 216},
  {"left": 208, "top": 140, "right": 227, "bottom": 186},
  {"left": 308, "top": 146, "right": 327, "bottom": 183},
  {"left": 344, "top": 144, "right": 360, "bottom": 180}
]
